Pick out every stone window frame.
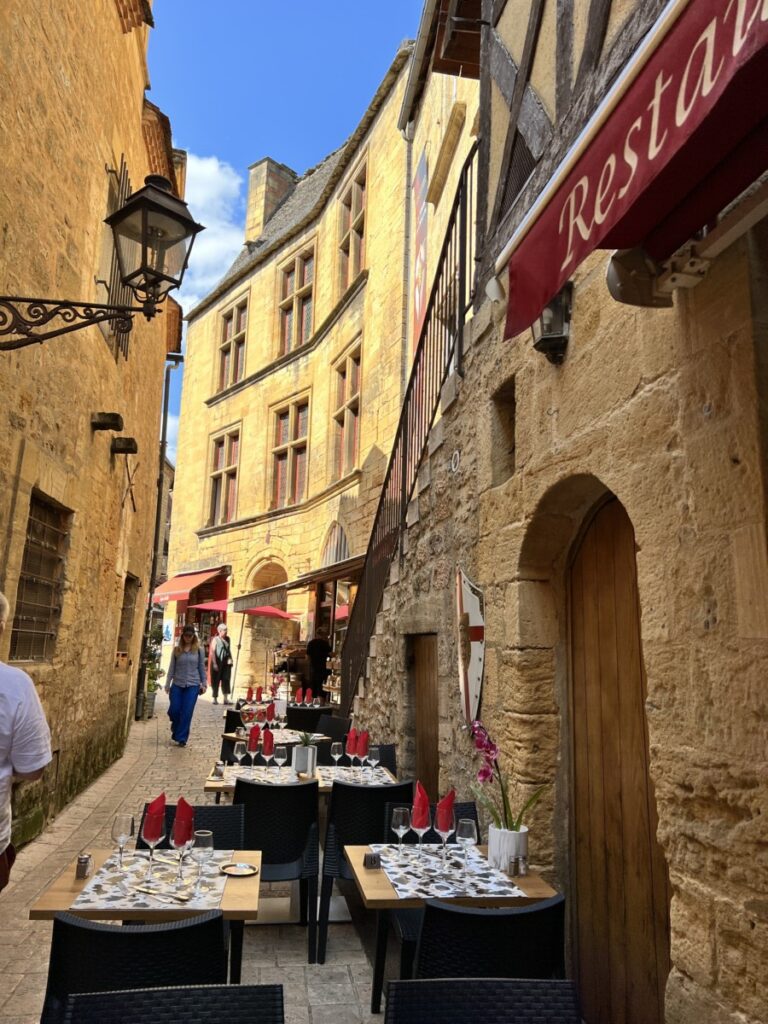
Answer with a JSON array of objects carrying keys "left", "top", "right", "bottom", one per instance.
[
  {"left": 277, "top": 242, "right": 316, "bottom": 357},
  {"left": 115, "top": 572, "right": 140, "bottom": 668},
  {"left": 216, "top": 294, "right": 248, "bottom": 394},
  {"left": 95, "top": 156, "right": 133, "bottom": 359},
  {"left": 207, "top": 425, "right": 241, "bottom": 527},
  {"left": 270, "top": 393, "right": 311, "bottom": 510},
  {"left": 9, "top": 491, "right": 72, "bottom": 663},
  {"left": 331, "top": 339, "right": 362, "bottom": 480},
  {"left": 338, "top": 158, "right": 367, "bottom": 294}
]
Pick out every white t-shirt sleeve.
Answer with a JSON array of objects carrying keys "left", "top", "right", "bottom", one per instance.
[{"left": 11, "top": 678, "right": 52, "bottom": 776}]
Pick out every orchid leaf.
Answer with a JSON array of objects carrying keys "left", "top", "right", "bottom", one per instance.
[
  {"left": 470, "top": 783, "right": 502, "bottom": 829},
  {"left": 512, "top": 784, "right": 548, "bottom": 831}
]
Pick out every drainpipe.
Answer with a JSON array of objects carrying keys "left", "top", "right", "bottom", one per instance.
[
  {"left": 400, "top": 121, "right": 414, "bottom": 400},
  {"left": 134, "top": 351, "right": 184, "bottom": 719}
]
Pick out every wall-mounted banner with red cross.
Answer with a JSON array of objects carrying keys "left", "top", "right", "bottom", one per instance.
[{"left": 456, "top": 567, "right": 485, "bottom": 724}]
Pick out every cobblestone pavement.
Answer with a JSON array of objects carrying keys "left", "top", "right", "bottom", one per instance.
[{"left": 0, "top": 690, "right": 384, "bottom": 1023}]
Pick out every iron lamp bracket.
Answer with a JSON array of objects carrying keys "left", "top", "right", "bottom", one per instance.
[{"left": 0, "top": 296, "right": 157, "bottom": 350}]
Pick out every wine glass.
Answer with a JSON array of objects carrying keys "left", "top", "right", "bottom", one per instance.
[
  {"left": 435, "top": 810, "right": 456, "bottom": 865},
  {"left": 390, "top": 807, "right": 411, "bottom": 862},
  {"left": 170, "top": 820, "right": 193, "bottom": 888},
  {"left": 330, "top": 742, "right": 343, "bottom": 772},
  {"left": 191, "top": 829, "right": 214, "bottom": 894},
  {"left": 456, "top": 818, "right": 478, "bottom": 875},
  {"left": 411, "top": 808, "right": 431, "bottom": 861},
  {"left": 111, "top": 813, "right": 134, "bottom": 872},
  {"left": 232, "top": 741, "right": 247, "bottom": 775},
  {"left": 240, "top": 705, "right": 256, "bottom": 729},
  {"left": 273, "top": 744, "right": 287, "bottom": 778},
  {"left": 141, "top": 812, "right": 166, "bottom": 882},
  {"left": 367, "top": 745, "right": 380, "bottom": 780}
]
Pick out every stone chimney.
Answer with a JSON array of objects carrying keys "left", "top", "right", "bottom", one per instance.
[{"left": 245, "top": 158, "right": 297, "bottom": 241}]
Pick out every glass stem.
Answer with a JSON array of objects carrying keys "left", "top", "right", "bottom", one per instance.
[
  {"left": 146, "top": 846, "right": 154, "bottom": 881},
  {"left": 177, "top": 852, "right": 184, "bottom": 883},
  {"left": 118, "top": 844, "right": 124, "bottom": 871}
]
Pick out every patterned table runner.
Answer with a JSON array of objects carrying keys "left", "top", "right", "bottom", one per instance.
[
  {"left": 71, "top": 849, "right": 234, "bottom": 911},
  {"left": 368, "top": 843, "right": 525, "bottom": 900},
  {"left": 315, "top": 765, "right": 396, "bottom": 786},
  {"left": 218, "top": 765, "right": 299, "bottom": 785}
]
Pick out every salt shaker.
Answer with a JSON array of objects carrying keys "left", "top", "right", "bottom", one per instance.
[
  {"left": 214, "top": 760, "right": 225, "bottom": 779},
  {"left": 75, "top": 852, "right": 93, "bottom": 879}
]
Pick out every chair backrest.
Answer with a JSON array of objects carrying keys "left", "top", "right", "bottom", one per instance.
[
  {"left": 64, "top": 984, "right": 285, "bottom": 1024},
  {"left": 383, "top": 978, "right": 581, "bottom": 1024},
  {"left": 233, "top": 778, "right": 318, "bottom": 869},
  {"left": 135, "top": 802, "right": 245, "bottom": 851},
  {"left": 323, "top": 780, "right": 414, "bottom": 877},
  {"left": 376, "top": 742, "right": 397, "bottom": 775},
  {"left": 43, "top": 911, "right": 227, "bottom": 1024},
  {"left": 315, "top": 714, "right": 350, "bottom": 741},
  {"left": 414, "top": 895, "right": 566, "bottom": 980},
  {"left": 383, "top": 800, "right": 478, "bottom": 844},
  {"left": 225, "top": 708, "right": 244, "bottom": 732},
  {"left": 286, "top": 705, "right": 323, "bottom": 732}
]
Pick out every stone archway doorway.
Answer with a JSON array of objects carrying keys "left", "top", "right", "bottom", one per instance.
[{"left": 568, "top": 497, "right": 670, "bottom": 1024}]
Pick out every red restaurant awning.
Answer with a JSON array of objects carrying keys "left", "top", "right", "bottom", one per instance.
[
  {"left": 189, "top": 600, "right": 229, "bottom": 613},
  {"left": 153, "top": 569, "right": 223, "bottom": 605},
  {"left": 503, "top": 0, "right": 768, "bottom": 337}
]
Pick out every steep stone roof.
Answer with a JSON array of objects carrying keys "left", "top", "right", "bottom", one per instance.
[{"left": 187, "top": 41, "right": 414, "bottom": 322}]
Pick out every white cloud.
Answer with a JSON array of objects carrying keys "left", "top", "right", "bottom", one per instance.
[
  {"left": 177, "top": 153, "right": 246, "bottom": 315},
  {"left": 165, "top": 413, "right": 179, "bottom": 466}
]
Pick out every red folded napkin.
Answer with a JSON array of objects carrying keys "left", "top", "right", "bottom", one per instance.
[
  {"left": 266, "top": 702, "right": 275, "bottom": 721},
  {"left": 143, "top": 792, "right": 166, "bottom": 843},
  {"left": 171, "top": 796, "right": 195, "bottom": 845},
  {"left": 412, "top": 781, "right": 430, "bottom": 830},
  {"left": 262, "top": 729, "right": 274, "bottom": 756},
  {"left": 247, "top": 724, "right": 261, "bottom": 752},
  {"left": 345, "top": 727, "right": 358, "bottom": 757},
  {"left": 295, "top": 687, "right": 304, "bottom": 704},
  {"left": 305, "top": 688, "right": 313, "bottom": 704},
  {"left": 435, "top": 788, "right": 456, "bottom": 833},
  {"left": 357, "top": 730, "right": 370, "bottom": 758},
  {"left": 255, "top": 686, "right": 263, "bottom": 702},
  {"left": 257, "top": 709, "right": 266, "bottom": 722},
  {"left": 246, "top": 686, "right": 254, "bottom": 702}
]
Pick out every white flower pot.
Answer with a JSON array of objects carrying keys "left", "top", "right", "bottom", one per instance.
[
  {"left": 293, "top": 745, "right": 317, "bottom": 776},
  {"left": 487, "top": 823, "right": 528, "bottom": 870}
]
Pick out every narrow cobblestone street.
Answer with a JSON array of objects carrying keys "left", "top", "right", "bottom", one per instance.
[{"left": 0, "top": 692, "right": 380, "bottom": 1023}]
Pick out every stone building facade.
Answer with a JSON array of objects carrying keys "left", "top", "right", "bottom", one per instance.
[
  {"left": 353, "top": 3, "right": 767, "bottom": 1023},
  {"left": 166, "top": 43, "right": 478, "bottom": 692},
  {"left": 0, "top": 0, "right": 183, "bottom": 843}
]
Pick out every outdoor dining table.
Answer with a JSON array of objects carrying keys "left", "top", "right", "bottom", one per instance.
[
  {"left": 205, "top": 764, "right": 399, "bottom": 800},
  {"left": 29, "top": 848, "right": 262, "bottom": 983},
  {"left": 221, "top": 729, "right": 332, "bottom": 745}
]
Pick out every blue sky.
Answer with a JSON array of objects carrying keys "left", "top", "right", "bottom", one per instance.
[{"left": 147, "top": 1, "right": 423, "bottom": 460}]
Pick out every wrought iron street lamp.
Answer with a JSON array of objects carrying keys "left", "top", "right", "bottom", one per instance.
[
  {"left": 0, "top": 175, "right": 203, "bottom": 351},
  {"left": 531, "top": 282, "right": 573, "bottom": 365}
]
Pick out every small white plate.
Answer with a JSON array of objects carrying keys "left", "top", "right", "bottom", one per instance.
[{"left": 219, "top": 862, "right": 259, "bottom": 877}]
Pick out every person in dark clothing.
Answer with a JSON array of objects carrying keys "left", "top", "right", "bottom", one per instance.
[
  {"left": 306, "top": 629, "right": 332, "bottom": 700},
  {"left": 210, "top": 623, "right": 233, "bottom": 705}
]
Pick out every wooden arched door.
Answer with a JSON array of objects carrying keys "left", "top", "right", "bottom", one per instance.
[{"left": 569, "top": 498, "right": 670, "bottom": 1024}]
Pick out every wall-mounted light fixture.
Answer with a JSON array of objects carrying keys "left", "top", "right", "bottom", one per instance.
[
  {"left": 531, "top": 282, "right": 573, "bottom": 365},
  {"left": 0, "top": 176, "right": 203, "bottom": 351},
  {"left": 485, "top": 275, "right": 506, "bottom": 303}
]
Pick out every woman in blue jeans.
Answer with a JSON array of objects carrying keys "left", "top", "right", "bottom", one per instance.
[{"left": 164, "top": 625, "right": 207, "bottom": 746}]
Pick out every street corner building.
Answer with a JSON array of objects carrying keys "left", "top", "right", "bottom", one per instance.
[
  {"left": 343, "top": 3, "right": 767, "bottom": 1024},
  {"left": 0, "top": 1, "right": 186, "bottom": 843},
  {"left": 163, "top": 39, "right": 479, "bottom": 690}
]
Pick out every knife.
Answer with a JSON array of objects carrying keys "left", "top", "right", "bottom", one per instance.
[{"left": 133, "top": 886, "right": 191, "bottom": 904}]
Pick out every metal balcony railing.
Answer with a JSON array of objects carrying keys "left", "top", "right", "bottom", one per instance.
[{"left": 341, "top": 141, "right": 478, "bottom": 713}]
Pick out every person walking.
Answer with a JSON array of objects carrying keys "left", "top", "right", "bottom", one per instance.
[
  {"left": 306, "top": 628, "right": 332, "bottom": 702},
  {"left": 0, "top": 592, "right": 52, "bottom": 893},
  {"left": 209, "top": 622, "right": 233, "bottom": 705},
  {"left": 164, "top": 624, "right": 206, "bottom": 747}
]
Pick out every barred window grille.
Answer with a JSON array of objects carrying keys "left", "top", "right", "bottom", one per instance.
[
  {"left": 10, "top": 493, "right": 71, "bottom": 661},
  {"left": 499, "top": 133, "right": 536, "bottom": 222},
  {"left": 97, "top": 156, "right": 133, "bottom": 359}
]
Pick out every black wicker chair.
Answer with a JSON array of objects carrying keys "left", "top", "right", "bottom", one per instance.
[
  {"left": 414, "top": 895, "right": 566, "bottom": 980},
  {"left": 135, "top": 802, "right": 245, "bottom": 851},
  {"left": 225, "top": 708, "right": 245, "bottom": 732},
  {"left": 286, "top": 705, "right": 324, "bottom": 733},
  {"left": 318, "top": 779, "right": 414, "bottom": 964},
  {"left": 63, "top": 984, "right": 284, "bottom": 1024},
  {"left": 42, "top": 911, "right": 228, "bottom": 1024},
  {"left": 371, "top": 801, "right": 480, "bottom": 1012},
  {"left": 316, "top": 714, "right": 351, "bottom": 741},
  {"left": 233, "top": 778, "right": 320, "bottom": 962},
  {"left": 383, "top": 978, "right": 581, "bottom": 1024},
  {"left": 376, "top": 743, "right": 397, "bottom": 775}
]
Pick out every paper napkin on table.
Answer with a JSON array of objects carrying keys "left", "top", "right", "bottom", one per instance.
[
  {"left": 172, "top": 797, "right": 195, "bottom": 845},
  {"left": 262, "top": 729, "right": 274, "bottom": 756},
  {"left": 295, "top": 687, "right": 304, "bottom": 704},
  {"left": 255, "top": 686, "right": 263, "bottom": 702},
  {"left": 246, "top": 686, "right": 254, "bottom": 702},
  {"left": 357, "top": 730, "right": 370, "bottom": 758},
  {"left": 412, "top": 781, "right": 430, "bottom": 830},
  {"left": 435, "top": 788, "right": 456, "bottom": 832},
  {"left": 247, "top": 724, "right": 261, "bottom": 752},
  {"left": 143, "top": 792, "right": 166, "bottom": 842},
  {"left": 305, "top": 688, "right": 313, "bottom": 703},
  {"left": 266, "top": 702, "right": 275, "bottom": 721},
  {"left": 345, "top": 728, "right": 358, "bottom": 757}
]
